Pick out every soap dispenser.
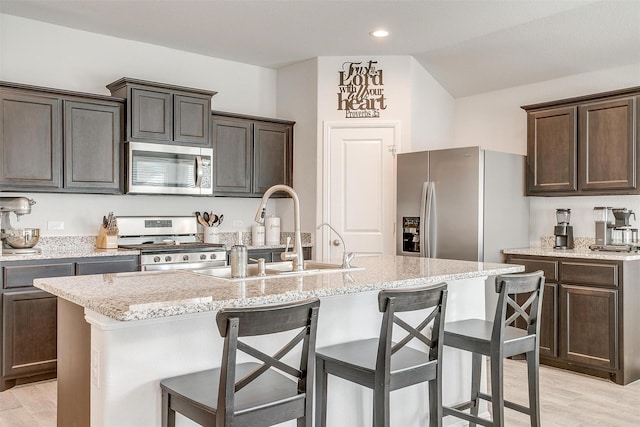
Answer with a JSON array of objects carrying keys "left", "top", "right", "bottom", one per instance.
[{"left": 230, "top": 231, "right": 248, "bottom": 278}]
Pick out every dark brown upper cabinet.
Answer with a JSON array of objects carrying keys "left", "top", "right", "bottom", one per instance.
[
  {"left": 63, "top": 100, "right": 122, "bottom": 193},
  {"left": 522, "top": 86, "right": 640, "bottom": 196},
  {"left": 0, "top": 82, "right": 123, "bottom": 194},
  {"left": 526, "top": 106, "right": 577, "bottom": 194},
  {"left": 211, "top": 111, "right": 294, "bottom": 197},
  {"left": 107, "top": 78, "right": 216, "bottom": 148},
  {"left": 0, "top": 91, "right": 62, "bottom": 190}
]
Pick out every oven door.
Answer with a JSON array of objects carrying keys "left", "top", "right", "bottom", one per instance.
[
  {"left": 142, "top": 259, "right": 226, "bottom": 272},
  {"left": 127, "top": 142, "right": 213, "bottom": 195}
]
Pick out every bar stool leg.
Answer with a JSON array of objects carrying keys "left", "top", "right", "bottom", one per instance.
[
  {"left": 490, "top": 354, "right": 505, "bottom": 427},
  {"left": 428, "top": 376, "right": 442, "bottom": 427},
  {"left": 315, "top": 359, "right": 328, "bottom": 427},
  {"left": 161, "top": 389, "right": 175, "bottom": 427},
  {"left": 469, "top": 352, "right": 482, "bottom": 427},
  {"left": 373, "top": 384, "right": 391, "bottom": 427},
  {"left": 526, "top": 350, "right": 541, "bottom": 427}
]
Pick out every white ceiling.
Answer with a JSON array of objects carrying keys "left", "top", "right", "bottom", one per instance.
[{"left": 1, "top": 0, "right": 639, "bottom": 97}]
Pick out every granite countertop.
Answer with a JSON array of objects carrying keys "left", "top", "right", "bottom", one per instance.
[
  {"left": 34, "top": 255, "right": 523, "bottom": 322},
  {"left": 0, "top": 235, "right": 312, "bottom": 262},
  {"left": 503, "top": 247, "right": 640, "bottom": 261}
]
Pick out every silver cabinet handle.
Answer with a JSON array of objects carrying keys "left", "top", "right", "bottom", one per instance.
[{"left": 332, "top": 239, "right": 341, "bottom": 246}]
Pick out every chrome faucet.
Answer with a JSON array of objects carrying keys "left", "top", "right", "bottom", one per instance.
[
  {"left": 255, "top": 185, "right": 304, "bottom": 271},
  {"left": 317, "top": 222, "right": 355, "bottom": 269}
]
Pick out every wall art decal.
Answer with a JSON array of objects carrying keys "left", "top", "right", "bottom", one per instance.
[{"left": 337, "top": 60, "right": 387, "bottom": 118}]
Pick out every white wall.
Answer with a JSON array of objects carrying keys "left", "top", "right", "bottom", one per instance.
[
  {"left": 409, "top": 57, "right": 455, "bottom": 152},
  {"left": 453, "top": 62, "right": 640, "bottom": 245},
  {"left": 0, "top": 14, "right": 281, "bottom": 236},
  {"left": 276, "top": 58, "right": 318, "bottom": 233}
]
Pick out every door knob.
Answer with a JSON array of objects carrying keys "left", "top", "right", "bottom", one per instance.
[{"left": 332, "top": 239, "right": 341, "bottom": 246}]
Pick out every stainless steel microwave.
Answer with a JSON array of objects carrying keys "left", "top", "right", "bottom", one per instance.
[{"left": 126, "top": 142, "right": 213, "bottom": 195}]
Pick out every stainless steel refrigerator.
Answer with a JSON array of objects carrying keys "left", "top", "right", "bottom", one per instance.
[{"left": 396, "top": 146, "right": 529, "bottom": 263}]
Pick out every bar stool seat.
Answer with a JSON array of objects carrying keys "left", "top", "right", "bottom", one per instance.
[
  {"left": 160, "top": 297, "right": 320, "bottom": 427},
  {"left": 315, "top": 283, "right": 448, "bottom": 427},
  {"left": 443, "top": 270, "right": 545, "bottom": 427}
]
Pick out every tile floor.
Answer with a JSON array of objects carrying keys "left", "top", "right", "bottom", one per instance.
[{"left": 1, "top": 359, "right": 639, "bottom": 426}]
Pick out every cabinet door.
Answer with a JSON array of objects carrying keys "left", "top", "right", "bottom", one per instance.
[
  {"left": 560, "top": 284, "right": 618, "bottom": 370},
  {"left": 2, "top": 290, "right": 57, "bottom": 379},
  {"left": 63, "top": 100, "right": 122, "bottom": 193},
  {"left": 539, "top": 283, "right": 558, "bottom": 358},
  {"left": 526, "top": 107, "right": 577, "bottom": 194},
  {"left": 174, "top": 95, "right": 210, "bottom": 146},
  {"left": 253, "top": 121, "right": 292, "bottom": 194},
  {"left": 0, "top": 91, "right": 62, "bottom": 189},
  {"left": 211, "top": 116, "right": 252, "bottom": 194},
  {"left": 75, "top": 256, "right": 139, "bottom": 275},
  {"left": 130, "top": 88, "right": 172, "bottom": 142},
  {"left": 578, "top": 97, "right": 637, "bottom": 192}
]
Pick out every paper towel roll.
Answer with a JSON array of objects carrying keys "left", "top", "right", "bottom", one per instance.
[
  {"left": 265, "top": 216, "right": 280, "bottom": 245},
  {"left": 252, "top": 224, "right": 265, "bottom": 246}
]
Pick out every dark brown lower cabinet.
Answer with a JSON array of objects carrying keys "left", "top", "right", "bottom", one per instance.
[
  {"left": 560, "top": 284, "right": 617, "bottom": 370},
  {"left": 1, "top": 290, "right": 57, "bottom": 389},
  {"left": 0, "top": 255, "right": 139, "bottom": 390},
  {"left": 505, "top": 254, "right": 640, "bottom": 385}
]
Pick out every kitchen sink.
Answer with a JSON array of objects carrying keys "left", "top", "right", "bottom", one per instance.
[{"left": 188, "top": 261, "right": 364, "bottom": 281}]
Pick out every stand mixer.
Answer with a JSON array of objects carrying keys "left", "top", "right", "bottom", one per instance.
[{"left": 0, "top": 197, "right": 38, "bottom": 255}]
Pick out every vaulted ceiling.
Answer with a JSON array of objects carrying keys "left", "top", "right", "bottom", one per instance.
[{"left": 1, "top": 0, "right": 639, "bottom": 97}]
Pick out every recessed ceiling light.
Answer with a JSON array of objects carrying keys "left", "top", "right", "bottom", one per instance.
[{"left": 370, "top": 29, "right": 389, "bottom": 38}]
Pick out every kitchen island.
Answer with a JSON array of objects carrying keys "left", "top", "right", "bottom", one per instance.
[{"left": 34, "top": 255, "right": 523, "bottom": 427}]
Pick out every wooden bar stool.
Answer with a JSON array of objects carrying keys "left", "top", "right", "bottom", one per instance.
[
  {"left": 315, "top": 283, "right": 448, "bottom": 427},
  {"left": 443, "top": 270, "right": 545, "bottom": 427},
  {"left": 160, "top": 297, "right": 320, "bottom": 427}
]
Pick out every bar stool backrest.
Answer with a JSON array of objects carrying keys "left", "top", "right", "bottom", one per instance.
[
  {"left": 492, "top": 270, "right": 545, "bottom": 346},
  {"left": 215, "top": 298, "right": 321, "bottom": 424},
  {"left": 376, "top": 283, "right": 448, "bottom": 372}
]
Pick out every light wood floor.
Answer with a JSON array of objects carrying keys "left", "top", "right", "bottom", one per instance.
[{"left": 0, "top": 360, "right": 638, "bottom": 426}]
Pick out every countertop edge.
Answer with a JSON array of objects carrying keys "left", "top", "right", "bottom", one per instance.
[{"left": 503, "top": 247, "right": 640, "bottom": 261}]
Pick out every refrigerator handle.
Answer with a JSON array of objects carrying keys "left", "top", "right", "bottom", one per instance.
[{"left": 419, "top": 182, "right": 429, "bottom": 257}]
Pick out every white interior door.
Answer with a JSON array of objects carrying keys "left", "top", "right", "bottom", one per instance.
[{"left": 320, "top": 122, "right": 398, "bottom": 261}]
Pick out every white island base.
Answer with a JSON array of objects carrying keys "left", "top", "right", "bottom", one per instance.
[{"left": 59, "top": 277, "right": 490, "bottom": 427}]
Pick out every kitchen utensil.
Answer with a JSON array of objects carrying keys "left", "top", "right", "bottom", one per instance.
[
  {"left": 214, "top": 214, "right": 224, "bottom": 227},
  {"left": 208, "top": 212, "right": 217, "bottom": 227},
  {"left": 195, "top": 212, "right": 209, "bottom": 228},
  {"left": 202, "top": 212, "right": 210, "bottom": 224},
  {"left": 3, "top": 228, "right": 40, "bottom": 248}
]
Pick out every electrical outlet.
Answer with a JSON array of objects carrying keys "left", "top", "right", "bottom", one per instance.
[
  {"left": 47, "top": 221, "right": 64, "bottom": 231},
  {"left": 232, "top": 220, "right": 244, "bottom": 228}
]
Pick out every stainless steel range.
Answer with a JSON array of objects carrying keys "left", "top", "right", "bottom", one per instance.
[{"left": 117, "top": 216, "right": 227, "bottom": 271}]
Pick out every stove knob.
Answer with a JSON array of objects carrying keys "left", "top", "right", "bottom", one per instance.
[
  {"left": 165, "top": 255, "right": 172, "bottom": 262},
  {"left": 153, "top": 256, "right": 161, "bottom": 263},
  {"left": 210, "top": 253, "right": 217, "bottom": 260},
  {"left": 200, "top": 254, "right": 207, "bottom": 260},
  {"left": 183, "top": 255, "right": 190, "bottom": 261}
]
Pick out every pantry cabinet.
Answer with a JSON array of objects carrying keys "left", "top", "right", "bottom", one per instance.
[
  {"left": 505, "top": 254, "right": 640, "bottom": 385},
  {"left": 211, "top": 111, "right": 294, "bottom": 197},
  {"left": 522, "top": 86, "right": 640, "bottom": 196},
  {"left": 0, "top": 255, "right": 139, "bottom": 391},
  {"left": 107, "top": 77, "right": 217, "bottom": 148},
  {"left": 0, "top": 82, "right": 123, "bottom": 194}
]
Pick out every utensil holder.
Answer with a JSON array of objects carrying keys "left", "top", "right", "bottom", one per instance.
[
  {"left": 96, "top": 227, "right": 118, "bottom": 249},
  {"left": 204, "top": 226, "right": 219, "bottom": 244}
]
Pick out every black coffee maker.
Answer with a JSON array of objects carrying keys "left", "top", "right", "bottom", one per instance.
[{"left": 554, "top": 208, "right": 574, "bottom": 249}]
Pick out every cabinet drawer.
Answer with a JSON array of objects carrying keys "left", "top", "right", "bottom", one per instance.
[
  {"left": 3, "top": 263, "right": 75, "bottom": 289},
  {"left": 507, "top": 257, "right": 558, "bottom": 281},
  {"left": 75, "top": 256, "right": 139, "bottom": 275},
  {"left": 560, "top": 261, "right": 619, "bottom": 286}
]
